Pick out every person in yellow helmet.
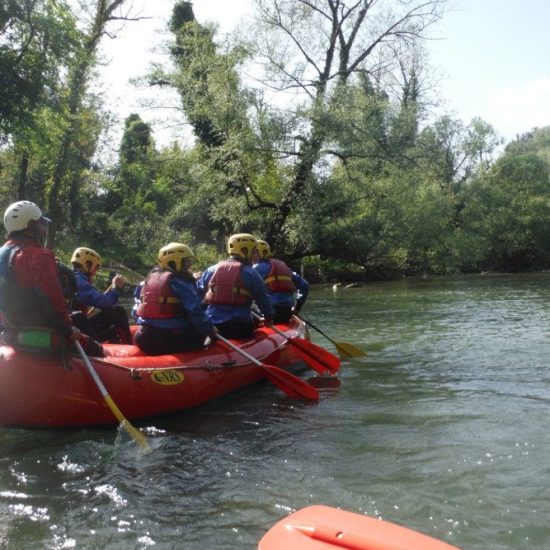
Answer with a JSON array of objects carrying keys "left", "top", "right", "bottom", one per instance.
[
  {"left": 252, "top": 239, "right": 309, "bottom": 323},
  {"left": 70, "top": 247, "right": 132, "bottom": 344},
  {"left": 197, "top": 233, "right": 274, "bottom": 339},
  {"left": 134, "top": 243, "right": 217, "bottom": 355}
]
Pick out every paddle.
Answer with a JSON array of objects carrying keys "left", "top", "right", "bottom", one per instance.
[
  {"left": 215, "top": 334, "right": 319, "bottom": 401},
  {"left": 297, "top": 315, "right": 366, "bottom": 358},
  {"left": 74, "top": 340, "right": 150, "bottom": 450},
  {"left": 87, "top": 281, "right": 114, "bottom": 318},
  {"left": 251, "top": 312, "right": 339, "bottom": 376}
]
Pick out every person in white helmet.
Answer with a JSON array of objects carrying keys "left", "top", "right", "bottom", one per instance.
[{"left": 0, "top": 200, "right": 102, "bottom": 356}]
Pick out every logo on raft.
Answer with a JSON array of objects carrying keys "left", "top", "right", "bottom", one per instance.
[{"left": 151, "top": 369, "right": 184, "bottom": 385}]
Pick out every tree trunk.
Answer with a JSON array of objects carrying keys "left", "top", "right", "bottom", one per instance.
[
  {"left": 45, "top": 0, "right": 126, "bottom": 248},
  {"left": 17, "top": 150, "right": 29, "bottom": 199}
]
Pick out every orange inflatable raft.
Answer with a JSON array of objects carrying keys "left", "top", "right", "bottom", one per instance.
[
  {"left": 258, "top": 505, "right": 461, "bottom": 550},
  {"left": 0, "top": 318, "right": 318, "bottom": 427}
]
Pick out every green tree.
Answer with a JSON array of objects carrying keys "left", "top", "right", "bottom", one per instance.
[
  {"left": 45, "top": 0, "right": 128, "bottom": 247},
  {"left": 159, "top": 0, "right": 447, "bottom": 263},
  {"left": 0, "top": 0, "right": 80, "bottom": 137},
  {"left": 244, "top": 0, "right": 447, "bottom": 249},
  {"left": 0, "top": 0, "right": 81, "bottom": 203},
  {"left": 415, "top": 116, "right": 500, "bottom": 193},
  {"left": 459, "top": 150, "right": 550, "bottom": 271},
  {"left": 504, "top": 126, "right": 550, "bottom": 165},
  {"left": 93, "top": 113, "right": 168, "bottom": 265}
]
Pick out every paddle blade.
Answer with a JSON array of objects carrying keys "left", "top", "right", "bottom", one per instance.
[
  {"left": 214, "top": 333, "right": 319, "bottom": 401},
  {"left": 75, "top": 341, "right": 149, "bottom": 451},
  {"left": 307, "top": 375, "right": 341, "bottom": 390},
  {"left": 261, "top": 363, "right": 319, "bottom": 401},
  {"left": 289, "top": 338, "right": 340, "bottom": 375},
  {"left": 334, "top": 341, "right": 367, "bottom": 358},
  {"left": 104, "top": 395, "right": 150, "bottom": 450}
]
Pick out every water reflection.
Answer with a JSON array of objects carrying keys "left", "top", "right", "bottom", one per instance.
[{"left": 2, "top": 274, "right": 550, "bottom": 548}]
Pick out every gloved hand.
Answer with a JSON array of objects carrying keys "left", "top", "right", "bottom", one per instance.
[
  {"left": 68, "top": 326, "right": 82, "bottom": 341},
  {"left": 112, "top": 274, "right": 127, "bottom": 288}
]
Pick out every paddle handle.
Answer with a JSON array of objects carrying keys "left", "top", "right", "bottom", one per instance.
[
  {"left": 87, "top": 281, "right": 115, "bottom": 317},
  {"left": 253, "top": 313, "right": 289, "bottom": 341},
  {"left": 296, "top": 315, "right": 365, "bottom": 358},
  {"left": 214, "top": 334, "right": 319, "bottom": 401},
  {"left": 297, "top": 315, "right": 336, "bottom": 345},
  {"left": 252, "top": 312, "right": 339, "bottom": 375},
  {"left": 260, "top": 317, "right": 286, "bottom": 339},
  {"left": 76, "top": 340, "right": 109, "bottom": 397},
  {"left": 215, "top": 334, "right": 263, "bottom": 366},
  {"left": 75, "top": 341, "right": 149, "bottom": 450}
]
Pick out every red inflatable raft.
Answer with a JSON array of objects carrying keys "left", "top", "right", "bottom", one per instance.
[
  {"left": 0, "top": 318, "right": 312, "bottom": 427},
  {"left": 259, "top": 505, "right": 461, "bottom": 550}
]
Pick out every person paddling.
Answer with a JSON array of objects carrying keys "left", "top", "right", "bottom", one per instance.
[
  {"left": 0, "top": 201, "right": 102, "bottom": 356},
  {"left": 134, "top": 242, "right": 217, "bottom": 355},
  {"left": 253, "top": 239, "right": 309, "bottom": 323},
  {"left": 70, "top": 247, "right": 132, "bottom": 344},
  {"left": 197, "top": 233, "right": 274, "bottom": 339}
]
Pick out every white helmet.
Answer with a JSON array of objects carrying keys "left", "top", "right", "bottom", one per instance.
[{"left": 3, "top": 200, "right": 50, "bottom": 234}]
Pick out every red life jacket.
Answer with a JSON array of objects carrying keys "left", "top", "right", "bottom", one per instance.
[
  {"left": 205, "top": 260, "right": 253, "bottom": 306},
  {"left": 136, "top": 270, "right": 183, "bottom": 319},
  {"left": 264, "top": 259, "right": 296, "bottom": 293},
  {"left": 0, "top": 239, "right": 71, "bottom": 333}
]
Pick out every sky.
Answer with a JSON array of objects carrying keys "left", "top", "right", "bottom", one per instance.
[
  {"left": 431, "top": 0, "right": 550, "bottom": 141},
  {"left": 97, "top": 0, "right": 550, "bottom": 149}
]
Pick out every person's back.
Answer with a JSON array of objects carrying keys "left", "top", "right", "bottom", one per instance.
[
  {"left": 134, "top": 242, "right": 216, "bottom": 355},
  {"left": 252, "top": 239, "right": 309, "bottom": 323},
  {"left": 0, "top": 200, "right": 101, "bottom": 356},
  {"left": 1, "top": 236, "right": 71, "bottom": 333},
  {"left": 197, "top": 233, "right": 274, "bottom": 339},
  {"left": 70, "top": 247, "right": 131, "bottom": 344}
]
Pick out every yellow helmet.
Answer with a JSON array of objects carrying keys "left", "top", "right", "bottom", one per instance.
[
  {"left": 227, "top": 233, "right": 257, "bottom": 260},
  {"left": 158, "top": 242, "right": 194, "bottom": 272},
  {"left": 256, "top": 239, "right": 272, "bottom": 260},
  {"left": 71, "top": 247, "right": 101, "bottom": 274}
]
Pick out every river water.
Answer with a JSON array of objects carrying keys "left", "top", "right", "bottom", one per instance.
[{"left": 1, "top": 274, "right": 550, "bottom": 549}]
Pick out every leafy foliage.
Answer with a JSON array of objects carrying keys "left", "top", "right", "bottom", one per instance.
[{"left": 1, "top": 0, "right": 550, "bottom": 281}]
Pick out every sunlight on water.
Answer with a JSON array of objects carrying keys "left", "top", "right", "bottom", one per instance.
[{"left": 1, "top": 274, "right": 550, "bottom": 548}]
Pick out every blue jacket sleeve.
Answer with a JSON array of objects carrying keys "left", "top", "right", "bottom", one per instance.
[
  {"left": 292, "top": 272, "right": 309, "bottom": 309},
  {"left": 75, "top": 271, "right": 119, "bottom": 309},
  {"left": 196, "top": 267, "right": 214, "bottom": 299},
  {"left": 243, "top": 266, "right": 274, "bottom": 319},
  {"left": 170, "top": 277, "right": 214, "bottom": 336},
  {"left": 252, "top": 261, "right": 271, "bottom": 279},
  {"left": 132, "top": 282, "right": 144, "bottom": 320}
]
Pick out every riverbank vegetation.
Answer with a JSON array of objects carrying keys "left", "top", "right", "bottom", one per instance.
[{"left": 2, "top": 0, "right": 550, "bottom": 283}]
